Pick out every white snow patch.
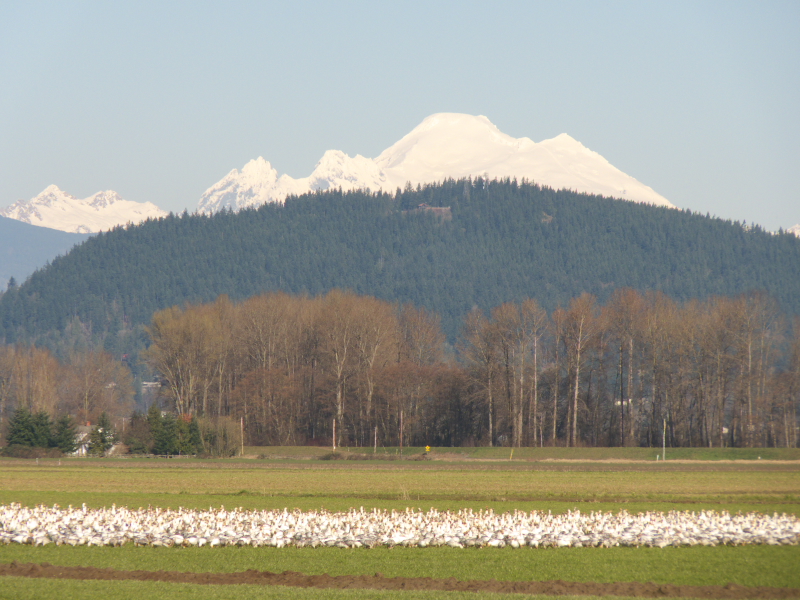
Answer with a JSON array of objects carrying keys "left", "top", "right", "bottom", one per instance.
[
  {"left": 1, "top": 185, "right": 167, "bottom": 233},
  {"left": 197, "top": 113, "right": 674, "bottom": 214}
]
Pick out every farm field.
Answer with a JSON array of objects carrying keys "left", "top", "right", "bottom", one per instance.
[
  {"left": 1, "top": 453, "right": 798, "bottom": 515},
  {"left": 0, "top": 577, "right": 724, "bottom": 600},
  {"left": 1, "top": 449, "right": 799, "bottom": 598},
  {"left": 247, "top": 446, "right": 800, "bottom": 462}
]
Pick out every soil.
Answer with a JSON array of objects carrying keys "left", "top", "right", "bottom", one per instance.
[{"left": 2, "top": 562, "right": 798, "bottom": 598}]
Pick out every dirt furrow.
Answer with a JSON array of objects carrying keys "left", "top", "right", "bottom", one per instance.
[{"left": 2, "top": 561, "right": 799, "bottom": 598}]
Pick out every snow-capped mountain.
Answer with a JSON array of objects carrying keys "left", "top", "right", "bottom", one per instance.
[
  {"left": 788, "top": 224, "right": 800, "bottom": 237},
  {"left": 1, "top": 185, "right": 167, "bottom": 233},
  {"left": 198, "top": 113, "right": 674, "bottom": 214}
]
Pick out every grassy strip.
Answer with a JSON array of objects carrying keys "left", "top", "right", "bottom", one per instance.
[
  {"left": 1, "top": 545, "right": 798, "bottom": 588},
  {"left": 0, "top": 577, "right": 598, "bottom": 600},
  {"left": 2, "top": 490, "right": 798, "bottom": 517},
  {"left": 2, "top": 465, "right": 797, "bottom": 500},
  {"left": 247, "top": 446, "right": 800, "bottom": 461},
  {"left": 3, "top": 461, "right": 798, "bottom": 515}
]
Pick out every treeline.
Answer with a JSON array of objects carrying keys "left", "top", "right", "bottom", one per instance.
[
  {"left": 142, "top": 289, "right": 800, "bottom": 449},
  {"left": 123, "top": 405, "right": 242, "bottom": 457},
  {"left": 0, "top": 344, "right": 242, "bottom": 457},
  {"left": 2, "top": 179, "right": 799, "bottom": 359},
  {"left": 0, "top": 345, "right": 134, "bottom": 427},
  {"left": 2, "top": 407, "right": 80, "bottom": 456}
]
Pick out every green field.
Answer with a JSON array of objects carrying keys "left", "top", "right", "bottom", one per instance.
[
  {"left": 1, "top": 449, "right": 799, "bottom": 597},
  {"left": 1, "top": 454, "right": 798, "bottom": 514},
  {"left": 248, "top": 445, "right": 800, "bottom": 462},
  {"left": 0, "top": 578, "right": 688, "bottom": 600},
  {"left": 1, "top": 544, "right": 798, "bottom": 588}
]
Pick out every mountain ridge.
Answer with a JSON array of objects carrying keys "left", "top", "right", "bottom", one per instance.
[
  {"left": 0, "top": 216, "right": 89, "bottom": 290},
  {"left": 3, "top": 180, "right": 798, "bottom": 350},
  {"left": 197, "top": 113, "right": 674, "bottom": 213},
  {"left": 0, "top": 185, "right": 167, "bottom": 233}
]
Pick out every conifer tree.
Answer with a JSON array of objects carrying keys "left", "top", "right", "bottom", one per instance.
[
  {"left": 87, "top": 412, "right": 116, "bottom": 456},
  {"left": 30, "top": 411, "right": 53, "bottom": 448},
  {"left": 153, "top": 411, "right": 178, "bottom": 455},
  {"left": 52, "top": 415, "right": 78, "bottom": 454},
  {"left": 6, "top": 407, "right": 35, "bottom": 447}
]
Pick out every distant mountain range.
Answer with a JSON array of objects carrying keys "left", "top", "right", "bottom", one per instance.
[
  {"left": 1, "top": 113, "right": 797, "bottom": 256},
  {"left": 0, "top": 185, "right": 166, "bottom": 233},
  {"left": 0, "top": 216, "right": 89, "bottom": 289},
  {"left": 197, "top": 113, "right": 674, "bottom": 213},
  {"left": 3, "top": 180, "right": 799, "bottom": 351}
]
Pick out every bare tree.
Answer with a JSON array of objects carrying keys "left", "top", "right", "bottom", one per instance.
[
  {"left": 460, "top": 309, "right": 498, "bottom": 446},
  {"left": 562, "top": 294, "right": 599, "bottom": 446},
  {"left": 62, "top": 350, "right": 134, "bottom": 424}
]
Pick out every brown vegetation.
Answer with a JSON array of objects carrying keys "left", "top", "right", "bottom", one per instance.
[
  {"left": 1, "top": 288, "right": 798, "bottom": 450},
  {"left": 0, "top": 345, "right": 134, "bottom": 437},
  {"left": 139, "top": 289, "right": 799, "bottom": 449}
]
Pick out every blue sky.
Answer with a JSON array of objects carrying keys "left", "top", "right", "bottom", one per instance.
[{"left": 1, "top": 1, "right": 798, "bottom": 230}]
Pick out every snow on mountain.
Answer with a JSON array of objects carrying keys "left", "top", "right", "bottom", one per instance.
[
  {"left": 1, "top": 185, "right": 168, "bottom": 233},
  {"left": 198, "top": 152, "right": 388, "bottom": 214},
  {"left": 198, "top": 113, "right": 674, "bottom": 214},
  {"left": 788, "top": 224, "right": 800, "bottom": 237}
]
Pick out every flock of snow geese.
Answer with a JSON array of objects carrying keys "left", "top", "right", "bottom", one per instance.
[{"left": 2, "top": 503, "right": 798, "bottom": 549}]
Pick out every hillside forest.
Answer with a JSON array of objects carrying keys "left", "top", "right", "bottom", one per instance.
[
  {"left": 1, "top": 179, "right": 799, "bottom": 451},
  {"left": 2, "top": 289, "right": 798, "bottom": 450},
  {"left": 2, "top": 178, "right": 799, "bottom": 351}
]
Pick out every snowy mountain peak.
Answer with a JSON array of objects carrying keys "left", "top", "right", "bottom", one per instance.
[
  {"left": 788, "top": 224, "right": 800, "bottom": 237},
  {"left": 375, "top": 113, "right": 521, "bottom": 172},
  {"left": 1, "top": 186, "right": 167, "bottom": 233},
  {"left": 241, "top": 156, "right": 277, "bottom": 180},
  {"left": 197, "top": 113, "right": 675, "bottom": 214},
  {"left": 309, "top": 150, "right": 388, "bottom": 192},
  {"left": 86, "top": 190, "right": 126, "bottom": 209},
  {"left": 31, "top": 185, "right": 76, "bottom": 206},
  {"left": 197, "top": 157, "right": 280, "bottom": 214},
  {"left": 406, "top": 113, "right": 501, "bottom": 137}
]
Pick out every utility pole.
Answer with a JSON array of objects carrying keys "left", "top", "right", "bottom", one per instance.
[{"left": 399, "top": 410, "right": 404, "bottom": 456}]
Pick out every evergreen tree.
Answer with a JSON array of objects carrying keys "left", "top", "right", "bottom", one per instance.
[
  {"left": 174, "top": 415, "right": 201, "bottom": 454},
  {"left": 52, "top": 415, "right": 77, "bottom": 454},
  {"left": 31, "top": 412, "right": 53, "bottom": 448},
  {"left": 153, "top": 411, "right": 179, "bottom": 455},
  {"left": 123, "top": 411, "right": 153, "bottom": 454},
  {"left": 6, "top": 407, "right": 35, "bottom": 447},
  {"left": 87, "top": 412, "right": 116, "bottom": 456},
  {"left": 187, "top": 417, "right": 202, "bottom": 453},
  {"left": 146, "top": 403, "right": 164, "bottom": 453}
]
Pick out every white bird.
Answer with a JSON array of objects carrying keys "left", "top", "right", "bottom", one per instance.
[{"left": 1, "top": 503, "right": 798, "bottom": 549}]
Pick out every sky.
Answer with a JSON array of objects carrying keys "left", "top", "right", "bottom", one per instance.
[{"left": 1, "top": 1, "right": 798, "bottom": 231}]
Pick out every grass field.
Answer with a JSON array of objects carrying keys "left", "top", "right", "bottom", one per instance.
[
  {"left": 1, "top": 544, "right": 798, "bottom": 588},
  {"left": 1, "top": 455, "right": 798, "bottom": 514},
  {"left": 248, "top": 446, "right": 800, "bottom": 462},
  {"left": 1, "top": 448, "right": 799, "bottom": 597},
  {"left": 0, "top": 578, "right": 675, "bottom": 600}
]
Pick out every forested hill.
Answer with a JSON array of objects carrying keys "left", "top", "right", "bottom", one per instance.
[{"left": 1, "top": 178, "right": 799, "bottom": 347}]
